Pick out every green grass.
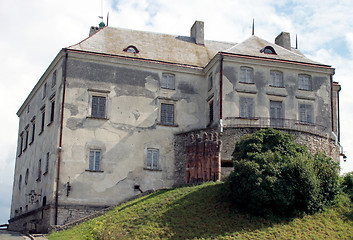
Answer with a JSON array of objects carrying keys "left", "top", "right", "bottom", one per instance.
[{"left": 49, "top": 182, "right": 353, "bottom": 240}]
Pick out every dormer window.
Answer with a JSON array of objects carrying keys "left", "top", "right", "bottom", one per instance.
[
  {"left": 123, "top": 45, "right": 139, "bottom": 54},
  {"left": 260, "top": 46, "right": 277, "bottom": 55}
]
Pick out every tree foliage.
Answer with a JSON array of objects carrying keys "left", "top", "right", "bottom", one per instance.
[
  {"left": 227, "top": 129, "right": 340, "bottom": 217},
  {"left": 341, "top": 172, "right": 353, "bottom": 201}
]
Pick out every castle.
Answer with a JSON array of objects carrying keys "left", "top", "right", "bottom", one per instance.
[{"left": 9, "top": 21, "right": 342, "bottom": 233}]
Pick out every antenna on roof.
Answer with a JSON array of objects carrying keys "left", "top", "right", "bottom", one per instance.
[
  {"left": 98, "top": 0, "right": 105, "bottom": 28},
  {"left": 107, "top": 11, "right": 109, "bottom": 26},
  {"left": 252, "top": 19, "right": 255, "bottom": 35},
  {"left": 295, "top": 34, "right": 298, "bottom": 49}
]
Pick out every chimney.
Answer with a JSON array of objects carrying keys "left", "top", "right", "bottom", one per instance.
[
  {"left": 89, "top": 26, "right": 100, "bottom": 36},
  {"left": 190, "top": 21, "right": 204, "bottom": 45},
  {"left": 275, "top": 32, "right": 291, "bottom": 50}
]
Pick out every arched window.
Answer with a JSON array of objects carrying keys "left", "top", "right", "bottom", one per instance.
[
  {"left": 123, "top": 45, "right": 139, "bottom": 54},
  {"left": 260, "top": 46, "right": 277, "bottom": 55}
]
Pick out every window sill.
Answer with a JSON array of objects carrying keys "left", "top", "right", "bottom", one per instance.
[
  {"left": 23, "top": 147, "right": 27, "bottom": 152},
  {"left": 144, "top": 168, "right": 162, "bottom": 172},
  {"left": 236, "top": 117, "right": 258, "bottom": 120},
  {"left": 39, "top": 131, "right": 44, "bottom": 136},
  {"left": 47, "top": 121, "right": 53, "bottom": 127},
  {"left": 296, "top": 121, "right": 314, "bottom": 126},
  {"left": 298, "top": 88, "right": 313, "bottom": 92},
  {"left": 43, "top": 171, "right": 48, "bottom": 176},
  {"left": 239, "top": 81, "right": 255, "bottom": 85},
  {"left": 18, "top": 153, "right": 22, "bottom": 158},
  {"left": 269, "top": 85, "right": 285, "bottom": 88},
  {"left": 85, "top": 169, "right": 104, "bottom": 173},
  {"left": 161, "top": 87, "right": 175, "bottom": 90},
  {"left": 157, "top": 123, "right": 178, "bottom": 127},
  {"left": 29, "top": 140, "right": 34, "bottom": 146},
  {"left": 87, "top": 116, "right": 108, "bottom": 120},
  {"left": 36, "top": 177, "right": 41, "bottom": 182}
]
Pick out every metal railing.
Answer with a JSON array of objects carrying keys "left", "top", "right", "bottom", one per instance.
[{"left": 223, "top": 117, "right": 328, "bottom": 136}]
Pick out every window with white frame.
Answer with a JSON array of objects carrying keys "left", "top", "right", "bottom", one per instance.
[
  {"left": 239, "top": 97, "right": 254, "bottom": 118},
  {"left": 240, "top": 67, "right": 254, "bottom": 84},
  {"left": 160, "top": 103, "right": 175, "bottom": 125},
  {"left": 270, "top": 71, "right": 284, "bottom": 87},
  {"left": 161, "top": 73, "right": 175, "bottom": 90},
  {"left": 146, "top": 148, "right": 159, "bottom": 170},
  {"left": 91, "top": 96, "right": 106, "bottom": 118},
  {"left": 208, "top": 73, "right": 213, "bottom": 91},
  {"left": 298, "top": 74, "right": 312, "bottom": 90},
  {"left": 299, "top": 104, "right": 313, "bottom": 123},
  {"left": 89, "top": 150, "right": 101, "bottom": 171}
]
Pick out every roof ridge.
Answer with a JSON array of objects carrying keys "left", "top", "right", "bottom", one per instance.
[{"left": 66, "top": 26, "right": 106, "bottom": 49}]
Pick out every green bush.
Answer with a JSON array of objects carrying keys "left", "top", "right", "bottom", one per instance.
[
  {"left": 227, "top": 129, "right": 339, "bottom": 217},
  {"left": 341, "top": 172, "right": 353, "bottom": 201}
]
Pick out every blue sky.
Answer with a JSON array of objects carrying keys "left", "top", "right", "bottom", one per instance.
[{"left": 0, "top": 0, "right": 352, "bottom": 225}]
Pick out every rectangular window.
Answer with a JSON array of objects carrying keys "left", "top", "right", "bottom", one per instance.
[
  {"left": 270, "top": 101, "right": 283, "bottom": 127},
  {"left": 24, "top": 127, "right": 29, "bottom": 151},
  {"left": 51, "top": 70, "right": 57, "bottom": 88},
  {"left": 208, "top": 73, "right": 213, "bottom": 91},
  {"left": 37, "top": 159, "right": 42, "bottom": 181},
  {"left": 89, "top": 150, "right": 101, "bottom": 171},
  {"left": 299, "top": 104, "right": 313, "bottom": 123},
  {"left": 50, "top": 100, "right": 55, "bottom": 123},
  {"left": 42, "top": 83, "right": 47, "bottom": 99},
  {"left": 30, "top": 118, "right": 35, "bottom": 144},
  {"left": 91, "top": 96, "right": 106, "bottom": 118},
  {"left": 160, "top": 103, "right": 174, "bottom": 125},
  {"left": 209, "top": 99, "right": 214, "bottom": 123},
  {"left": 239, "top": 97, "right": 254, "bottom": 118},
  {"left": 298, "top": 74, "right": 312, "bottom": 90},
  {"left": 270, "top": 71, "right": 284, "bottom": 87},
  {"left": 161, "top": 73, "right": 175, "bottom": 90},
  {"left": 18, "top": 132, "right": 24, "bottom": 156},
  {"left": 45, "top": 152, "right": 49, "bottom": 174},
  {"left": 146, "top": 149, "right": 159, "bottom": 169},
  {"left": 40, "top": 109, "right": 45, "bottom": 133},
  {"left": 240, "top": 67, "right": 254, "bottom": 83}
]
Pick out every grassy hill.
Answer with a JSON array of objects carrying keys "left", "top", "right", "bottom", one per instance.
[{"left": 49, "top": 182, "right": 353, "bottom": 240}]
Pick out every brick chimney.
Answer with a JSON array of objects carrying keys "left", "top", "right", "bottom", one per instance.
[
  {"left": 275, "top": 32, "right": 291, "bottom": 50},
  {"left": 190, "top": 21, "right": 204, "bottom": 45}
]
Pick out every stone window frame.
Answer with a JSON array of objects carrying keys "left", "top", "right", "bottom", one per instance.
[
  {"left": 270, "top": 70, "right": 284, "bottom": 88},
  {"left": 36, "top": 159, "right": 42, "bottom": 182},
  {"left": 239, "top": 97, "right": 255, "bottom": 118},
  {"left": 208, "top": 98, "right": 214, "bottom": 125},
  {"left": 48, "top": 94, "right": 56, "bottom": 126},
  {"left": 23, "top": 125, "right": 29, "bottom": 152},
  {"left": 29, "top": 117, "right": 36, "bottom": 145},
  {"left": 19, "top": 175, "right": 22, "bottom": 190},
  {"left": 208, "top": 72, "right": 213, "bottom": 91},
  {"left": 44, "top": 152, "right": 50, "bottom": 175},
  {"left": 161, "top": 73, "right": 175, "bottom": 90},
  {"left": 145, "top": 148, "right": 159, "bottom": 170},
  {"left": 239, "top": 66, "right": 254, "bottom": 84},
  {"left": 88, "top": 89, "right": 110, "bottom": 120},
  {"left": 87, "top": 149, "right": 103, "bottom": 172},
  {"left": 158, "top": 98, "right": 177, "bottom": 127},
  {"left": 39, "top": 105, "right": 46, "bottom": 135},
  {"left": 51, "top": 70, "right": 57, "bottom": 89},
  {"left": 18, "top": 131, "right": 24, "bottom": 157},
  {"left": 42, "top": 82, "right": 47, "bottom": 100},
  {"left": 298, "top": 74, "right": 312, "bottom": 91},
  {"left": 298, "top": 103, "right": 314, "bottom": 124}
]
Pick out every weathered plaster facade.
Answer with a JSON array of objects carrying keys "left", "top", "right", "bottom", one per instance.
[{"left": 9, "top": 21, "right": 342, "bottom": 233}]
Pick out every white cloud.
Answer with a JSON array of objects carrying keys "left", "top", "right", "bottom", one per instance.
[{"left": 1, "top": 0, "right": 352, "bottom": 224}]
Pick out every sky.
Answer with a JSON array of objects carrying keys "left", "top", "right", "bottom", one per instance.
[{"left": 0, "top": 0, "right": 352, "bottom": 224}]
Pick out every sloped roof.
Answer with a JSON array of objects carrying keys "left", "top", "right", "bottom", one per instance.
[
  {"left": 223, "top": 35, "right": 326, "bottom": 66},
  {"left": 67, "top": 27, "right": 328, "bottom": 68},
  {"left": 67, "top": 26, "right": 235, "bottom": 68}
]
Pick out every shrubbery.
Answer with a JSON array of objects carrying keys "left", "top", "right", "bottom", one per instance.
[
  {"left": 341, "top": 172, "right": 353, "bottom": 201},
  {"left": 227, "top": 129, "right": 340, "bottom": 217}
]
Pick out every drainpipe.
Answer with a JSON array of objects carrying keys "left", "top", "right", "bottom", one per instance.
[
  {"left": 55, "top": 50, "right": 68, "bottom": 225},
  {"left": 219, "top": 54, "right": 224, "bottom": 133},
  {"left": 330, "top": 75, "right": 334, "bottom": 132},
  {"left": 337, "top": 87, "right": 340, "bottom": 142}
]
